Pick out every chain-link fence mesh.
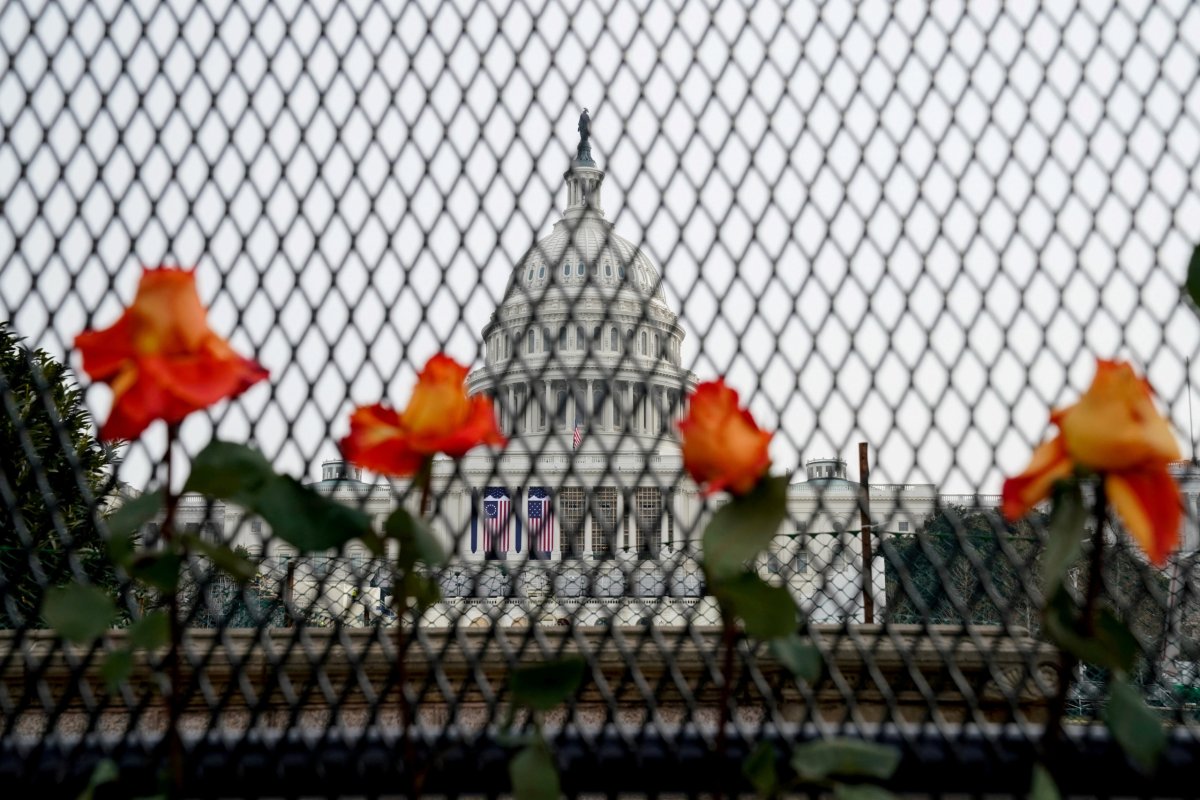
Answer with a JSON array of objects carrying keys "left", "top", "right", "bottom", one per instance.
[{"left": 3, "top": 0, "right": 1200, "bottom": 795}]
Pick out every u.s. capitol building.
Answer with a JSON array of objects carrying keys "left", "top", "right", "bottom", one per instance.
[{"left": 173, "top": 117, "right": 953, "bottom": 628}]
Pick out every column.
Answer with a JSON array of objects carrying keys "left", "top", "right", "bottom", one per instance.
[
  {"left": 660, "top": 488, "right": 670, "bottom": 549},
  {"left": 586, "top": 379, "right": 594, "bottom": 430},
  {"left": 583, "top": 493, "right": 593, "bottom": 556},
  {"left": 513, "top": 486, "right": 524, "bottom": 557},
  {"left": 626, "top": 383, "right": 634, "bottom": 433},
  {"left": 616, "top": 489, "right": 626, "bottom": 551},
  {"left": 544, "top": 380, "right": 552, "bottom": 433}
]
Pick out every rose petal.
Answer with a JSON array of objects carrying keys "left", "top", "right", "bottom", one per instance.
[
  {"left": 1001, "top": 435, "right": 1074, "bottom": 521},
  {"left": 1105, "top": 466, "right": 1182, "bottom": 567}
]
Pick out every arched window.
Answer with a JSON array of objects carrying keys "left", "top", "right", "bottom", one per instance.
[
  {"left": 558, "top": 327, "right": 567, "bottom": 349},
  {"left": 639, "top": 331, "right": 647, "bottom": 355},
  {"left": 527, "top": 268, "right": 534, "bottom": 281},
  {"left": 609, "top": 327, "right": 618, "bottom": 351},
  {"left": 618, "top": 265, "right": 626, "bottom": 280},
  {"left": 613, "top": 386, "right": 623, "bottom": 428},
  {"left": 576, "top": 262, "right": 584, "bottom": 276},
  {"left": 576, "top": 326, "right": 585, "bottom": 350},
  {"left": 590, "top": 259, "right": 599, "bottom": 277},
  {"left": 605, "top": 260, "right": 612, "bottom": 277},
  {"left": 538, "top": 265, "right": 545, "bottom": 278},
  {"left": 542, "top": 327, "right": 551, "bottom": 353},
  {"left": 527, "top": 331, "right": 536, "bottom": 354},
  {"left": 563, "top": 261, "right": 570, "bottom": 277},
  {"left": 593, "top": 326, "right": 601, "bottom": 344},
  {"left": 654, "top": 334, "right": 660, "bottom": 357}
]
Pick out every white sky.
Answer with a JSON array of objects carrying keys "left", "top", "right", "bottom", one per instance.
[{"left": 1, "top": 0, "right": 1199, "bottom": 493}]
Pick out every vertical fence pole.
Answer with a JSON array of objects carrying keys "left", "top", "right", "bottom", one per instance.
[{"left": 858, "top": 442, "right": 874, "bottom": 625}]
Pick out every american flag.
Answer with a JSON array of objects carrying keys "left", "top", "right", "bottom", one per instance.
[
  {"left": 572, "top": 420, "right": 582, "bottom": 450},
  {"left": 483, "top": 488, "right": 510, "bottom": 552},
  {"left": 528, "top": 487, "right": 554, "bottom": 555}
]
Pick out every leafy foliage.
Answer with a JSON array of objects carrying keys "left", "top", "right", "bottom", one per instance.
[
  {"left": 0, "top": 326, "right": 120, "bottom": 628},
  {"left": 883, "top": 505, "right": 1044, "bottom": 628}
]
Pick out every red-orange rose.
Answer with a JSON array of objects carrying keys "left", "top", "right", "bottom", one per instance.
[
  {"left": 340, "top": 353, "right": 506, "bottom": 476},
  {"left": 678, "top": 379, "right": 772, "bottom": 496},
  {"left": 75, "top": 268, "right": 268, "bottom": 441},
  {"left": 1002, "top": 359, "right": 1182, "bottom": 565}
]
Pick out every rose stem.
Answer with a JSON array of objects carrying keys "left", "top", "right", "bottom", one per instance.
[
  {"left": 162, "top": 423, "right": 184, "bottom": 795},
  {"left": 1043, "top": 480, "right": 1107, "bottom": 773},
  {"left": 715, "top": 614, "right": 737, "bottom": 800}
]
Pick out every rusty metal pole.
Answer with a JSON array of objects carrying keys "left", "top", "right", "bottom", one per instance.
[{"left": 858, "top": 442, "right": 875, "bottom": 624}]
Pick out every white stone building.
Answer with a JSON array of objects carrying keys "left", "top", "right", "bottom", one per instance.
[{"left": 166, "top": 124, "right": 1024, "bottom": 627}]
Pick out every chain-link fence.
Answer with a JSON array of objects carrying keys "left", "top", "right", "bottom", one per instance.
[{"left": 3, "top": 0, "right": 1200, "bottom": 795}]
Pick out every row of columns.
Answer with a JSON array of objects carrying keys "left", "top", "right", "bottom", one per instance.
[
  {"left": 496, "top": 380, "right": 686, "bottom": 435},
  {"left": 473, "top": 487, "right": 677, "bottom": 558}
]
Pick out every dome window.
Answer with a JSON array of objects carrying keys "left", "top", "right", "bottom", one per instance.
[
  {"left": 577, "top": 262, "right": 584, "bottom": 277},
  {"left": 538, "top": 265, "right": 545, "bottom": 278},
  {"left": 605, "top": 261, "right": 612, "bottom": 277},
  {"left": 618, "top": 265, "right": 625, "bottom": 279},
  {"left": 527, "top": 268, "right": 534, "bottom": 281},
  {"left": 563, "top": 261, "right": 570, "bottom": 277}
]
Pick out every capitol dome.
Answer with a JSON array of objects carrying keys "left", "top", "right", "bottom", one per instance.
[{"left": 455, "top": 113, "right": 697, "bottom": 570}]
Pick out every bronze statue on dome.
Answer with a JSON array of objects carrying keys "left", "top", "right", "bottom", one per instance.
[{"left": 575, "top": 108, "right": 595, "bottom": 165}]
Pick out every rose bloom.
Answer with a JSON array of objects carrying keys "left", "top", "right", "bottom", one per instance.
[
  {"left": 678, "top": 379, "right": 772, "bottom": 496},
  {"left": 340, "top": 353, "right": 506, "bottom": 476},
  {"left": 1002, "top": 359, "right": 1182, "bottom": 565},
  {"left": 75, "top": 268, "right": 268, "bottom": 441}
]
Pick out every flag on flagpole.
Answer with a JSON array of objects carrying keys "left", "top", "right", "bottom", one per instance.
[
  {"left": 528, "top": 487, "right": 554, "bottom": 555},
  {"left": 573, "top": 420, "right": 582, "bottom": 450},
  {"left": 483, "top": 487, "right": 510, "bottom": 553}
]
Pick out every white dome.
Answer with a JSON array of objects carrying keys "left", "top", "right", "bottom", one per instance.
[{"left": 512, "top": 217, "right": 668, "bottom": 304}]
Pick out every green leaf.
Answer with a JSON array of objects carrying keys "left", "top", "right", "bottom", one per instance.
[
  {"left": 1042, "top": 588, "right": 1137, "bottom": 675},
  {"left": 1030, "top": 764, "right": 1061, "bottom": 800},
  {"left": 832, "top": 784, "right": 897, "bottom": 800},
  {"left": 510, "top": 657, "right": 587, "bottom": 711},
  {"left": 1186, "top": 243, "right": 1200, "bottom": 311},
  {"left": 712, "top": 571, "right": 796, "bottom": 640},
  {"left": 44, "top": 582, "right": 116, "bottom": 643},
  {"left": 743, "top": 741, "right": 779, "bottom": 798},
  {"left": 183, "top": 440, "right": 275, "bottom": 505},
  {"left": 386, "top": 507, "right": 447, "bottom": 568},
  {"left": 770, "top": 634, "right": 822, "bottom": 683},
  {"left": 702, "top": 475, "right": 789, "bottom": 580},
  {"left": 101, "top": 648, "right": 133, "bottom": 691},
  {"left": 1105, "top": 677, "right": 1166, "bottom": 773},
  {"left": 252, "top": 475, "right": 370, "bottom": 552},
  {"left": 128, "top": 610, "right": 170, "bottom": 650},
  {"left": 78, "top": 757, "right": 119, "bottom": 800},
  {"left": 790, "top": 739, "right": 901, "bottom": 782},
  {"left": 105, "top": 490, "right": 164, "bottom": 566},
  {"left": 130, "top": 551, "right": 183, "bottom": 594},
  {"left": 401, "top": 571, "right": 442, "bottom": 612},
  {"left": 510, "top": 739, "right": 560, "bottom": 800},
  {"left": 1042, "top": 482, "right": 1085, "bottom": 594},
  {"left": 183, "top": 535, "right": 256, "bottom": 583}
]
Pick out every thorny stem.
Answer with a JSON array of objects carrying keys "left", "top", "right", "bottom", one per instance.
[
  {"left": 162, "top": 424, "right": 184, "bottom": 796},
  {"left": 395, "top": 458, "right": 433, "bottom": 796},
  {"left": 1043, "top": 479, "right": 1108, "bottom": 763},
  {"left": 715, "top": 616, "right": 737, "bottom": 800}
]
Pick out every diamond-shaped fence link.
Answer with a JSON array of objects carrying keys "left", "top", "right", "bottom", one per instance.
[{"left": 2, "top": 0, "right": 1200, "bottom": 795}]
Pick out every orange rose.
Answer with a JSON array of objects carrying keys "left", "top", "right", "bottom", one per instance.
[
  {"left": 340, "top": 353, "right": 506, "bottom": 476},
  {"left": 1002, "top": 360, "right": 1182, "bottom": 565},
  {"left": 678, "top": 379, "right": 772, "bottom": 496},
  {"left": 75, "top": 268, "right": 268, "bottom": 441}
]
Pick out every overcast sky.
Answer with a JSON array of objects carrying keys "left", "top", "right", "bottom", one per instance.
[{"left": 1, "top": 0, "right": 1199, "bottom": 493}]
